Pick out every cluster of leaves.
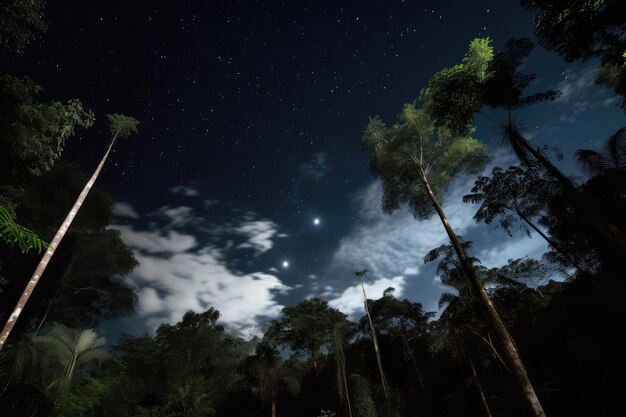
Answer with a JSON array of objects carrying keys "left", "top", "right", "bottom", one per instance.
[{"left": 0, "top": 202, "right": 47, "bottom": 254}]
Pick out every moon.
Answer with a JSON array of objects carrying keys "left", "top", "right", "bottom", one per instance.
[
  {"left": 313, "top": 217, "right": 320, "bottom": 225},
  {"left": 282, "top": 260, "right": 289, "bottom": 268}
]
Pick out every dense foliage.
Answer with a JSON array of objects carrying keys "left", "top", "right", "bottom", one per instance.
[{"left": 1, "top": 1, "right": 625, "bottom": 416}]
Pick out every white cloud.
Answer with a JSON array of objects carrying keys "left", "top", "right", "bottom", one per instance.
[
  {"left": 129, "top": 249, "right": 289, "bottom": 334},
  {"left": 328, "top": 276, "right": 406, "bottom": 317},
  {"left": 235, "top": 220, "right": 280, "bottom": 254},
  {"left": 170, "top": 185, "right": 200, "bottom": 197},
  {"left": 114, "top": 225, "right": 197, "bottom": 254},
  {"left": 153, "top": 205, "right": 195, "bottom": 227},
  {"left": 477, "top": 234, "right": 548, "bottom": 268},
  {"left": 332, "top": 178, "right": 479, "bottom": 279},
  {"left": 111, "top": 201, "right": 288, "bottom": 336},
  {"left": 113, "top": 202, "right": 139, "bottom": 219}
]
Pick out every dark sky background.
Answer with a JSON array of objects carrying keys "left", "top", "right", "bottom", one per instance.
[{"left": 4, "top": 0, "right": 624, "bottom": 338}]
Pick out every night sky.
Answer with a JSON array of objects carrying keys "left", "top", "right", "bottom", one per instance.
[{"left": 4, "top": 0, "right": 624, "bottom": 338}]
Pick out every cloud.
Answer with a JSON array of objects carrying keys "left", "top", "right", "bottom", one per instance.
[
  {"left": 477, "top": 234, "right": 548, "bottom": 268},
  {"left": 115, "top": 225, "right": 197, "bottom": 254},
  {"left": 169, "top": 185, "right": 200, "bottom": 197},
  {"left": 113, "top": 202, "right": 140, "bottom": 219},
  {"left": 553, "top": 66, "right": 619, "bottom": 122},
  {"left": 152, "top": 205, "right": 196, "bottom": 227},
  {"left": 299, "top": 152, "right": 330, "bottom": 180},
  {"left": 235, "top": 220, "right": 280, "bottom": 254},
  {"left": 556, "top": 67, "right": 596, "bottom": 104},
  {"left": 332, "top": 178, "right": 479, "bottom": 279},
  {"left": 328, "top": 276, "right": 406, "bottom": 317},
  {"left": 111, "top": 200, "right": 288, "bottom": 337},
  {"left": 129, "top": 249, "right": 289, "bottom": 334}
]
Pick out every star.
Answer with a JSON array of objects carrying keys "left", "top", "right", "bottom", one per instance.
[
  {"left": 282, "top": 260, "right": 290, "bottom": 268},
  {"left": 313, "top": 217, "right": 320, "bottom": 226}
]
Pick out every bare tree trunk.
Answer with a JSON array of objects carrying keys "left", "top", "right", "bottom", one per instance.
[
  {"left": 517, "top": 211, "right": 586, "bottom": 274},
  {"left": 271, "top": 396, "right": 276, "bottom": 417},
  {"left": 343, "top": 366, "right": 353, "bottom": 417},
  {"left": 358, "top": 275, "right": 390, "bottom": 399},
  {"left": 417, "top": 165, "right": 547, "bottom": 417},
  {"left": 464, "top": 345, "right": 493, "bottom": 417},
  {"left": 0, "top": 135, "right": 118, "bottom": 351}
]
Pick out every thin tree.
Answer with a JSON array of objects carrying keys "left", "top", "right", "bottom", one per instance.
[
  {"left": 332, "top": 323, "right": 353, "bottom": 417},
  {"left": 0, "top": 114, "right": 139, "bottom": 351},
  {"left": 422, "top": 37, "right": 626, "bottom": 258},
  {"left": 355, "top": 270, "right": 389, "bottom": 400},
  {"left": 362, "top": 103, "right": 547, "bottom": 417}
]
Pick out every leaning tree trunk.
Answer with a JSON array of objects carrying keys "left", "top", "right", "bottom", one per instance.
[
  {"left": 0, "top": 134, "right": 119, "bottom": 351},
  {"left": 462, "top": 341, "right": 493, "bottom": 417},
  {"left": 516, "top": 211, "right": 587, "bottom": 274},
  {"left": 417, "top": 165, "right": 547, "bottom": 417},
  {"left": 511, "top": 128, "right": 626, "bottom": 260},
  {"left": 358, "top": 275, "right": 390, "bottom": 399}
]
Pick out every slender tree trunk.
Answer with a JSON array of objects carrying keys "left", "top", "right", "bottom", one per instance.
[
  {"left": 516, "top": 211, "right": 586, "bottom": 274},
  {"left": 358, "top": 276, "right": 390, "bottom": 399},
  {"left": 0, "top": 135, "right": 118, "bottom": 351},
  {"left": 467, "top": 352, "right": 493, "bottom": 417},
  {"left": 417, "top": 165, "right": 547, "bottom": 417},
  {"left": 512, "top": 129, "right": 626, "bottom": 258},
  {"left": 459, "top": 338, "right": 493, "bottom": 417},
  {"left": 343, "top": 366, "right": 353, "bottom": 417},
  {"left": 271, "top": 396, "right": 276, "bottom": 417}
]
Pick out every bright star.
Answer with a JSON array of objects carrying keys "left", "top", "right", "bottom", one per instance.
[
  {"left": 313, "top": 218, "right": 320, "bottom": 226},
  {"left": 282, "top": 260, "right": 289, "bottom": 268}
]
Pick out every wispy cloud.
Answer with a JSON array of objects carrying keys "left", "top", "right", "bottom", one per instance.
[
  {"left": 115, "top": 225, "right": 197, "bottom": 254},
  {"left": 113, "top": 202, "right": 140, "bottom": 219},
  {"left": 332, "top": 178, "right": 479, "bottom": 279},
  {"left": 235, "top": 220, "right": 281, "bottom": 255},
  {"left": 554, "top": 66, "right": 618, "bottom": 123},
  {"left": 298, "top": 151, "right": 330, "bottom": 180},
  {"left": 328, "top": 275, "right": 406, "bottom": 318},
  {"left": 169, "top": 185, "right": 200, "bottom": 197},
  {"left": 111, "top": 200, "right": 288, "bottom": 336}
]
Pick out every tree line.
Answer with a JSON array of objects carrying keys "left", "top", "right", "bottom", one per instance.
[{"left": 1, "top": 1, "right": 625, "bottom": 416}]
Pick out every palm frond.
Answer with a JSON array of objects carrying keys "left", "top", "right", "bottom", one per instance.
[{"left": 0, "top": 203, "right": 48, "bottom": 253}]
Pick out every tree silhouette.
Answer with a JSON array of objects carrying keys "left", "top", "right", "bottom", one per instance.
[
  {"left": 362, "top": 102, "right": 546, "bottom": 417},
  {"left": 575, "top": 127, "right": 626, "bottom": 176},
  {"left": 354, "top": 270, "right": 389, "bottom": 399},
  {"left": 423, "top": 37, "right": 626, "bottom": 267},
  {"left": 520, "top": 0, "right": 626, "bottom": 111},
  {"left": 0, "top": 114, "right": 139, "bottom": 351},
  {"left": 464, "top": 162, "right": 584, "bottom": 272}
]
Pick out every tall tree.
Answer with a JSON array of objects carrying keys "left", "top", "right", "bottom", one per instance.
[
  {"left": 423, "top": 37, "right": 626, "bottom": 263},
  {"left": 332, "top": 323, "right": 353, "bottom": 417},
  {"left": 265, "top": 297, "right": 348, "bottom": 370},
  {"left": 249, "top": 342, "right": 303, "bottom": 417},
  {"left": 0, "top": 74, "right": 94, "bottom": 188},
  {"left": 0, "top": 114, "right": 139, "bottom": 351},
  {"left": 354, "top": 270, "right": 389, "bottom": 400},
  {"left": 362, "top": 103, "right": 547, "bottom": 417}
]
